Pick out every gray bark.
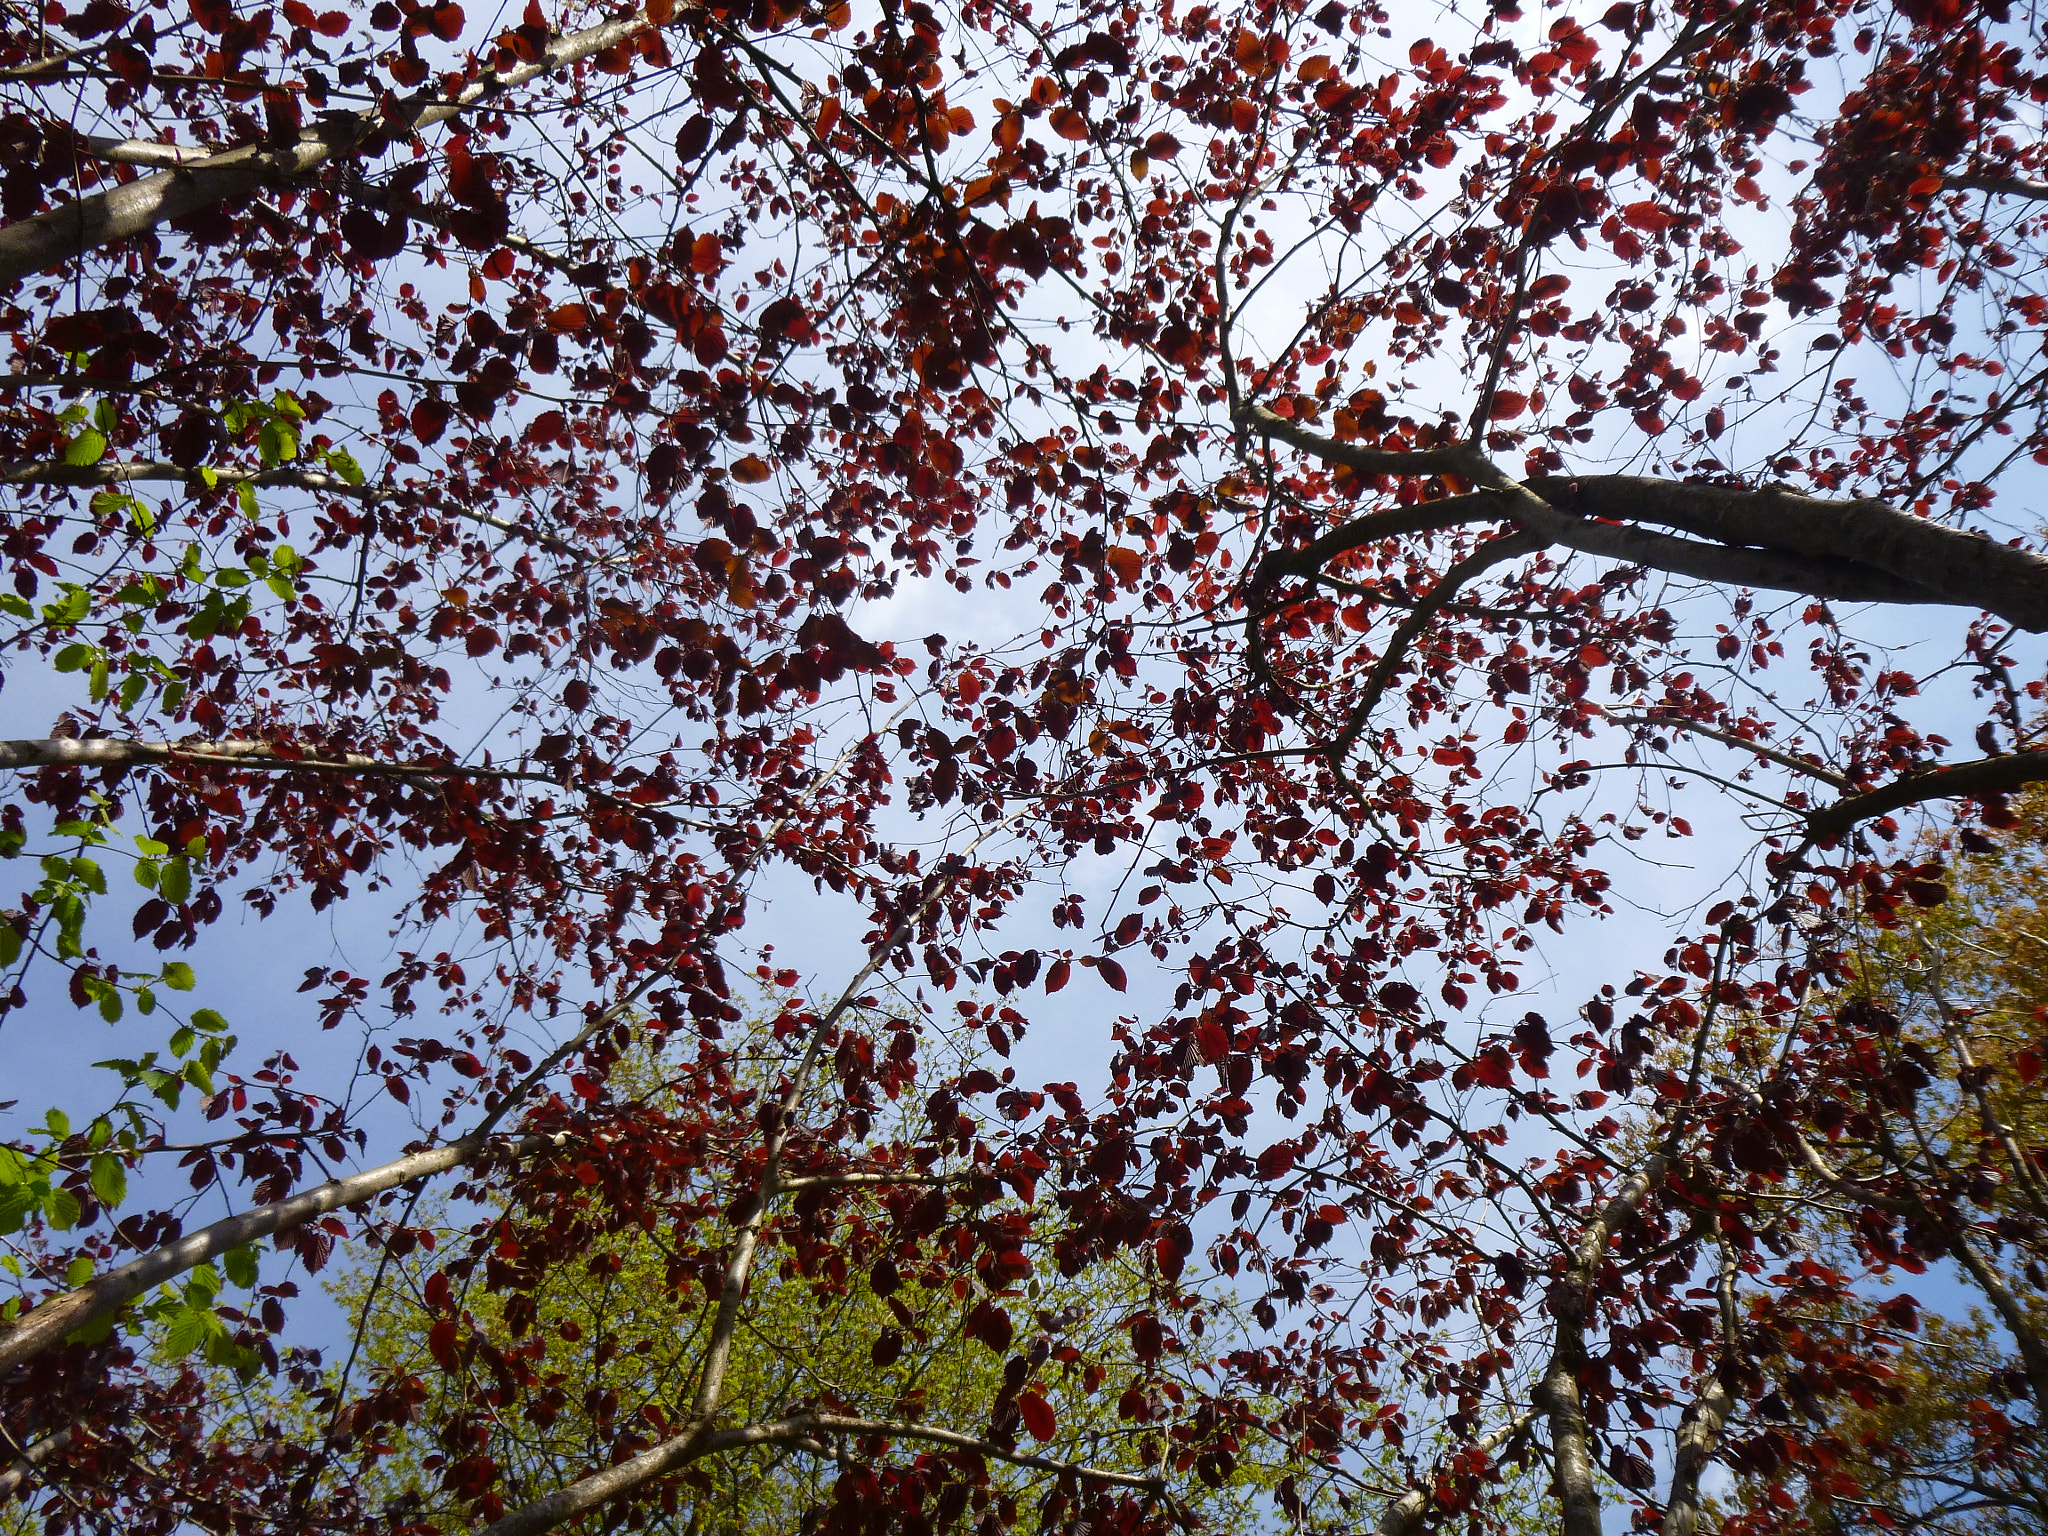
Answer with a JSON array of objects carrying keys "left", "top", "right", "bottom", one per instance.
[
  {"left": 1237, "top": 409, "right": 2048, "bottom": 630},
  {"left": 1376, "top": 1408, "right": 1536, "bottom": 1536},
  {"left": 1535, "top": 1154, "right": 1669, "bottom": 1536},
  {"left": 0, "top": 736, "right": 557, "bottom": 783},
  {"left": 0, "top": 1426, "right": 76, "bottom": 1501},
  {"left": 0, "top": 15, "right": 651, "bottom": 288},
  {"left": 0, "top": 1134, "right": 558, "bottom": 1377}
]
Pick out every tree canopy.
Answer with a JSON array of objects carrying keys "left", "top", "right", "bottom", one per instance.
[{"left": 2, "top": 0, "right": 2048, "bottom": 1532}]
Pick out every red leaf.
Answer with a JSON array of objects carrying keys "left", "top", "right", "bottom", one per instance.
[
  {"left": 1049, "top": 106, "right": 1091, "bottom": 141},
  {"left": 1018, "top": 1391, "right": 1057, "bottom": 1441},
  {"left": 410, "top": 398, "right": 452, "bottom": 444},
  {"left": 1045, "top": 958, "right": 1071, "bottom": 993},
  {"left": 1098, "top": 957, "right": 1127, "bottom": 991}
]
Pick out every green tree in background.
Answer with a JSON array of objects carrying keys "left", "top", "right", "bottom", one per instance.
[
  {"left": 1719, "top": 797, "right": 2048, "bottom": 1536},
  {"left": 308, "top": 1042, "right": 1282, "bottom": 1536}
]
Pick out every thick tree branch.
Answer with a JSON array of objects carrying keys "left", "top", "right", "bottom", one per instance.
[
  {"left": 1235, "top": 411, "right": 2047, "bottom": 622},
  {"left": 0, "top": 737, "right": 561, "bottom": 784},
  {"left": 1943, "top": 173, "right": 2048, "bottom": 203},
  {"left": 0, "top": 1132, "right": 566, "bottom": 1378},
  {"left": 1805, "top": 750, "right": 2048, "bottom": 839},
  {"left": 476, "top": 1410, "right": 1160, "bottom": 1536},
  {"left": 1376, "top": 1408, "right": 1537, "bottom": 1536},
  {"left": 1660, "top": 1252, "right": 1739, "bottom": 1536},
  {"left": 1533, "top": 1154, "right": 1669, "bottom": 1536},
  {"left": 0, "top": 12, "right": 656, "bottom": 287},
  {"left": 0, "top": 1425, "right": 77, "bottom": 1501},
  {"left": 1524, "top": 476, "right": 2048, "bottom": 629}
]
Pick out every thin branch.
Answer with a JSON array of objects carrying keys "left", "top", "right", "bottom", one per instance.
[
  {"left": 0, "top": 458, "right": 581, "bottom": 555},
  {"left": 1603, "top": 713, "right": 1851, "bottom": 790},
  {"left": 1234, "top": 401, "right": 1484, "bottom": 481}
]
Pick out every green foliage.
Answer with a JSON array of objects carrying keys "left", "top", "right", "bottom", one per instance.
[{"left": 1719, "top": 794, "right": 2048, "bottom": 1535}]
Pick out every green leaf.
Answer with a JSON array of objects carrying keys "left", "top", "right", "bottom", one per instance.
[
  {"left": 190, "top": 1008, "right": 227, "bottom": 1033},
  {"left": 161, "top": 961, "right": 196, "bottom": 991},
  {"left": 43, "top": 1186, "right": 80, "bottom": 1230},
  {"left": 89, "top": 1152, "right": 126, "bottom": 1208},
  {"left": 65, "top": 1254, "right": 93, "bottom": 1286},
  {"left": 222, "top": 1246, "right": 258, "bottom": 1289},
  {"left": 236, "top": 481, "right": 260, "bottom": 519},
  {"left": 134, "top": 858, "right": 160, "bottom": 889},
  {"left": 62, "top": 428, "right": 109, "bottom": 467},
  {"left": 0, "top": 925, "right": 19, "bottom": 967},
  {"left": 52, "top": 642, "right": 95, "bottom": 673},
  {"left": 159, "top": 858, "right": 192, "bottom": 905},
  {"left": 44, "top": 1109, "right": 70, "bottom": 1141},
  {"left": 160, "top": 1306, "right": 212, "bottom": 1360},
  {"left": 169, "top": 1025, "right": 194, "bottom": 1058}
]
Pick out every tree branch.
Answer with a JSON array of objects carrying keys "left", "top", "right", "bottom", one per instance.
[
  {"left": 1805, "top": 750, "right": 2048, "bottom": 840},
  {"left": 1533, "top": 1153, "right": 1669, "bottom": 1536},
  {"left": 1943, "top": 173, "right": 2048, "bottom": 204},
  {"left": 1523, "top": 476, "right": 2048, "bottom": 629},
  {"left": 1659, "top": 1250, "right": 1739, "bottom": 1536},
  {"left": 1376, "top": 1408, "right": 1537, "bottom": 1536},
  {"left": 0, "top": 11, "right": 658, "bottom": 287},
  {"left": 1234, "top": 402, "right": 1485, "bottom": 481},
  {"left": 0, "top": 1425, "right": 78, "bottom": 1501},
  {"left": 0, "top": 737, "right": 561, "bottom": 785},
  {"left": 1603, "top": 714, "right": 1851, "bottom": 790},
  {"left": 0, "top": 1132, "right": 566, "bottom": 1378},
  {"left": 1326, "top": 532, "right": 1538, "bottom": 764},
  {"left": 0, "top": 458, "right": 572, "bottom": 552},
  {"left": 1232, "top": 412, "right": 2048, "bottom": 622},
  {"left": 475, "top": 1410, "right": 1161, "bottom": 1536}
]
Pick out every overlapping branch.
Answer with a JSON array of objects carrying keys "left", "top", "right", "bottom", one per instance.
[
  {"left": 0, "top": 737, "right": 561, "bottom": 784},
  {"left": 1531, "top": 1154, "right": 1670, "bottom": 1536},
  {"left": 0, "top": 12, "right": 666, "bottom": 286},
  {"left": 0, "top": 1132, "right": 568, "bottom": 1377},
  {"left": 1235, "top": 408, "right": 2048, "bottom": 630},
  {"left": 0, "top": 458, "right": 572, "bottom": 552}
]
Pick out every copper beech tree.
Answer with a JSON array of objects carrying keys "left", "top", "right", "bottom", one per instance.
[{"left": 1, "top": 0, "right": 2046, "bottom": 1531}]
